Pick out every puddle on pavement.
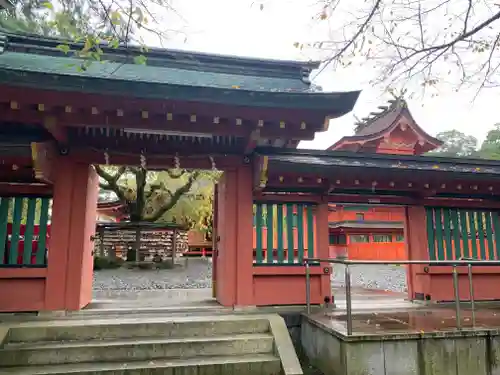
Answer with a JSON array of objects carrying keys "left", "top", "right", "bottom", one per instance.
[{"left": 328, "top": 307, "right": 500, "bottom": 334}]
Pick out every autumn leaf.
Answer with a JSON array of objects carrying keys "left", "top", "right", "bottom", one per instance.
[
  {"left": 56, "top": 44, "right": 71, "bottom": 54},
  {"left": 134, "top": 55, "right": 147, "bottom": 65}
]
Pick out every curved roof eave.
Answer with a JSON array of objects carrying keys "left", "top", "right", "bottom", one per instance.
[
  {"left": 328, "top": 107, "right": 443, "bottom": 150},
  {"left": 0, "top": 66, "right": 361, "bottom": 116}
]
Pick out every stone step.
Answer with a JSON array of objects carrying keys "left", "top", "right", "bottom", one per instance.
[
  {"left": 1, "top": 353, "right": 281, "bottom": 375},
  {"left": 6, "top": 316, "right": 270, "bottom": 343},
  {"left": 1, "top": 333, "right": 274, "bottom": 366}
]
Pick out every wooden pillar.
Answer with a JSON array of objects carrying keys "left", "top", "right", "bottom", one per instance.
[
  {"left": 404, "top": 206, "right": 430, "bottom": 301},
  {"left": 45, "top": 157, "right": 98, "bottom": 311},
  {"left": 316, "top": 198, "right": 331, "bottom": 301},
  {"left": 215, "top": 164, "right": 254, "bottom": 307}
]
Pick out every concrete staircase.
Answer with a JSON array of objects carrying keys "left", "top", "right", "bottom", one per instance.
[{"left": 0, "top": 314, "right": 299, "bottom": 375}]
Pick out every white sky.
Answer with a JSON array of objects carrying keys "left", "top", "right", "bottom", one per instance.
[{"left": 140, "top": 0, "right": 500, "bottom": 150}]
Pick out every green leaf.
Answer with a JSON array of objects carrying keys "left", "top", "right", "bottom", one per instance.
[
  {"left": 56, "top": 44, "right": 71, "bottom": 54},
  {"left": 133, "top": 55, "right": 147, "bottom": 65},
  {"left": 41, "top": 2, "right": 53, "bottom": 9}
]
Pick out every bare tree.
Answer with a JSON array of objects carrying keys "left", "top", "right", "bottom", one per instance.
[{"left": 296, "top": 0, "right": 500, "bottom": 96}]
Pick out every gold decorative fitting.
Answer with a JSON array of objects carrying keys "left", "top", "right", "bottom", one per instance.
[
  {"left": 489, "top": 186, "right": 494, "bottom": 191},
  {"left": 408, "top": 183, "right": 413, "bottom": 187},
  {"left": 372, "top": 181, "right": 378, "bottom": 186},
  {"left": 440, "top": 184, "right": 446, "bottom": 189},
  {"left": 11, "top": 164, "right": 18, "bottom": 171},
  {"left": 213, "top": 117, "right": 220, "bottom": 124},
  {"left": 10, "top": 101, "right": 18, "bottom": 110},
  {"left": 280, "top": 121, "right": 286, "bottom": 128},
  {"left": 37, "top": 104, "right": 45, "bottom": 112},
  {"left": 141, "top": 111, "right": 149, "bottom": 119},
  {"left": 354, "top": 180, "right": 360, "bottom": 185},
  {"left": 336, "top": 180, "right": 341, "bottom": 184},
  {"left": 190, "top": 115, "right": 197, "bottom": 123},
  {"left": 167, "top": 113, "right": 173, "bottom": 121},
  {"left": 258, "top": 120, "right": 264, "bottom": 127},
  {"left": 236, "top": 118, "right": 242, "bottom": 126},
  {"left": 457, "top": 184, "right": 462, "bottom": 190},
  {"left": 472, "top": 185, "right": 478, "bottom": 190},
  {"left": 300, "top": 122, "right": 307, "bottom": 130},
  {"left": 317, "top": 178, "right": 322, "bottom": 183},
  {"left": 389, "top": 182, "right": 395, "bottom": 187},
  {"left": 91, "top": 107, "right": 99, "bottom": 115},
  {"left": 65, "top": 106, "right": 72, "bottom": 113},
  {"left": 279, "top": 176, "right": 284, "bottom": 182},
  {"left": 424, "top": 184, "right": 429, "bottom": 188},
  {"left": 297, "top": 177, "right": 303, "bottom": 183},
  {"left": 116, "top": 109, "right": 124, "bottom": 117}
]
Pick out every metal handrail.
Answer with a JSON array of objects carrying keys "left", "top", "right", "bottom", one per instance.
[{"left": 303, "top": 258, "right": 500, "bottom": 335}]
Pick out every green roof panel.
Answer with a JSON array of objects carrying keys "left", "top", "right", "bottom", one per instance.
[{"left": 0, "top": 30, "right": 361, "bottom": 114}]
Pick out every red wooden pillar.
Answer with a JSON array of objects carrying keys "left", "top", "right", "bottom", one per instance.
[
  {"left": 316, "top": 199, "right": 332, "bottom": 301},
  {"left": 215, "top": 164, "right": 254, "bottom": 307},
  {"left": 404, "top": 206, "right": 430, "bottom": 301},
  {"left": 45, "top": 157, "right": 99, "bottom": 311}
]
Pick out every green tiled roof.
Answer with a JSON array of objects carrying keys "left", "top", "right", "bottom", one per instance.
[
  {"left": 0, "top": 52, "right": 311, "bottom": 92},
  {"left": 0, "top": 30, "right": 361, "bottom": 114}
]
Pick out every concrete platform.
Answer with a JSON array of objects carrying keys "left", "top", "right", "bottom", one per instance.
[{"left": 302, "top": 299, "right": 500, "bottom": 375}]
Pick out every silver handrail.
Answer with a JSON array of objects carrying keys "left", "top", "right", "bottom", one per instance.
[{"left": 303, "top": 258, "right": 500, "bottom": 335}]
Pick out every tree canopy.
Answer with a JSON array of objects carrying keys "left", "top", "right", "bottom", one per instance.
[
  {"left": 430, "top": 130, "right": 479, "bottom": 158},
  {"left": 0, "top": 0, "right": 183, "bottom": 67},
  {"left": 291, "top": 0, "right": 500, "bottom": 96},
  {"left": 429, "top": 124, "right": 500, "bottom": 160},
  {"left": 96, "top": 166, "right": 220, "bottom": 234},
  {"left": 478, "top": 123, "right": 500, "bottom": 160}
]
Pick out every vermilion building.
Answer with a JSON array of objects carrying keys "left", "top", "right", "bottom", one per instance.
[{"left": 327, "top": 97, "right": 443, "bottom": 260}]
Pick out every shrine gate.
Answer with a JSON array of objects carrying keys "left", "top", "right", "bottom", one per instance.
[
  {"left": 1, "top": 30, "right": 500, "bottom": 313},
  {"left": 0, "top": 30, "right": 358, "bottom": 312}
]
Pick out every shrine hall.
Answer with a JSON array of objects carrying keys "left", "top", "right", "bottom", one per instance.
[
  {"left": 326, "top": 97, "right": 444, "bottom": 262},
  {"left": 1, "top": 28, "right": 500, "bottom": 313}
]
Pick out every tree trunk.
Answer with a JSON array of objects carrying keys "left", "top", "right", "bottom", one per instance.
[{"left": 135, "top": 226, "right": 141, "bottom": 264}]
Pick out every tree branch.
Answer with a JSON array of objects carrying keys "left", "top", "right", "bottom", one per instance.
[
  {"left": 143, "top": 170, "right": 200, "bottom": 222},
  {"left": 94, "top": 165, "right": 127, "bottom": 202},
  {"left": 315, "top": 0, "right": 382, "bottom": 78},
  {"left": 165, "top": 169, "right": 186, "bottom": 179}
]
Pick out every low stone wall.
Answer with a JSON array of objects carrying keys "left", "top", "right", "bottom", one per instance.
[{"left": 301, "top": 314, "right": 499, "bottom": 375}]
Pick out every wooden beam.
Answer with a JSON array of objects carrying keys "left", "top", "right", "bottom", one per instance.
[
  {"left": 244, "top": 129, "right": 260, "bottom": 155},
  {"left": 0, "top": 107, "right": 316, "bottom": 140},
  {"left": 71, "top": 149, "right": 244, "bottom": 170},
  {"left": 0, "top": 85, "right": 328, "bottom": 127},
  {"left": 42, "top": 116, "right": 67, "bottom": 143},
  {"left": 0, "top": 183, "right": 52, "bottom": 196},
  {"left": 30, "top": 141, "right": 57, "bottom": 184}
]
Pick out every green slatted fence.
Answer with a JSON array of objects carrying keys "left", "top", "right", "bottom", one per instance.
[
  {"left": 0, "top": 196, "right": 51, "bottom": 267},
  {"left": 253, "top": 202, "right": 316, "bottom": 265},
  {"left": 425, "top": 207, "right": 500, "bottom": 261}
]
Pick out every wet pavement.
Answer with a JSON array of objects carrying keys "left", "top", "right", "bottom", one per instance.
[{"left": 312, "top": 299, "right": 500, "bottom": 336}]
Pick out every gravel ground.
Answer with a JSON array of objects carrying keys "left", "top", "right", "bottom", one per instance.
[
  {"left": 331, "top": 264, "right": 407, "bottom": 293},
  {"left": 93, "top": 259, "right": 407, "bottom": 293},
  {"left": 92, "top": 258, "right": 213, "bottom": 291}
]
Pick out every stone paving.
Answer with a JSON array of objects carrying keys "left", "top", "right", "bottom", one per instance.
[
  {"left": 331, "top": 264, "right": 407, "bottom": 293},
  {"left": 92, "top": 259, "right": 408, "bottom": 303},
  {"left": 93, "top": 258, "right": 213, "bottom": 291}
]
